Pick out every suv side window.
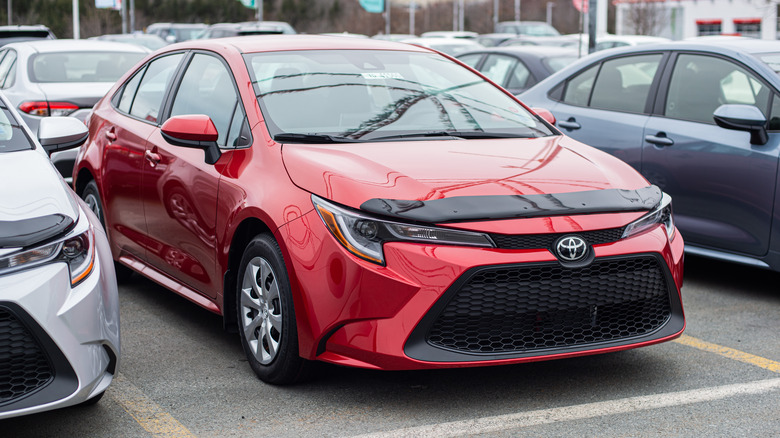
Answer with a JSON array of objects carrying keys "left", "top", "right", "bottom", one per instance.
[
  {"left": 169, "top": 53, "right": 240, "bottom": 147},
  {"left": 665, "top": 54, "right": 770, "bottom": 124},
  {"left": 129, "top": 53, "right": 184, "bottom": 123}
]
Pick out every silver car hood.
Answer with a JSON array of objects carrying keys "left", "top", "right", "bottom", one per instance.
[{"left": 0, "top": 149, "right": 78, "bottom": 248}]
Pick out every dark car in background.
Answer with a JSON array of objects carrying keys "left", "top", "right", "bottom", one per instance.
[
  {"left": 0, "top": 24, "right": 55, "bottom": 47},
  {"left": 520, "top": 38, "right": 780, "bottom": 272},
  {"left": 458, "top": 46, "right": 579, "bottom": 95}
]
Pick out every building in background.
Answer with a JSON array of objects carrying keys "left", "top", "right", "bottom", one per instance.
[{"left": 614, "top": 0, "right": 778, "bottom": 40}]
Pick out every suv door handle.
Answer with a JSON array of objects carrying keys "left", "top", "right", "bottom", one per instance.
[
  {"left": 105, "top": 128, "right": 117, "bottom": 142},
  {"left": 645, "top": 133, "right": 674, "bottom": 147},
  {"left": 557, "top": 118, "right": 581, "bottom": 130}
]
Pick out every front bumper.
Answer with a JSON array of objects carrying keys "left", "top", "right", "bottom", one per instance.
[
  {"left": 282, "top": 209, "right": 685, "bottom": 371},
  {"left": 0, "top": 216, "right": 120, "bottom": 419}
]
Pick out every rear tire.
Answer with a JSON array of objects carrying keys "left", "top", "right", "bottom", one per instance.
[
  {"left": 236, "top": 234, "right": 310, "bottom": 385},
  {"left": 81, "top": 180, "right": 133, "bottom": 282}
]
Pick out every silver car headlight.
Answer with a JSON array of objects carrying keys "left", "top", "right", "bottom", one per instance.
[
  {"left": 0, "top": 209, "right": 96, "bottom": 286},
  {"left": 312, "top": 195, "right": 494, "bottom": 265},
  {"left": 622, "top": 192, "right": 674, "bottom": 240}
]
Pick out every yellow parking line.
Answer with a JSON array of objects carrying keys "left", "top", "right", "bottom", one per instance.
[
  {"left": 108, "top": 373, "right": 196, "bottom": 438},
  {"left": 674, "top": 334, "right": 780, "bottom": 374}
]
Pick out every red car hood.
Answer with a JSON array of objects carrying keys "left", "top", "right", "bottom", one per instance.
[{"left": 282, "top": 136, "right": 649, "bottom": 212}]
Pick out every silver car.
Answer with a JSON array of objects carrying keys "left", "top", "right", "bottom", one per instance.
[
  {"left": 0, "top": 93, "right": 120, "bottom": 419},
  {"left": 0, "top": 39, "right": 149, "bottom": 180}
]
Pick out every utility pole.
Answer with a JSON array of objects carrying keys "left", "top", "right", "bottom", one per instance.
[
  {"left": 458, "top": 0, "right": 464, "bottom": 31},
  {"left": 72, "top": 0, "right": 79, "bottom": 39},
  {"left": 546, "top": 2, "right": 554, "bottom": 26},
  {"left": 256, "top": 0, "right": 263, "bottom": 22},
  {"left": 121, "top": 0, "right": 127, "bottom": 34},
  {"left": 385, "top": 1, "right": 391, "bottom": 35},
  {"left": 410, "top": 0, "right": 415, "bottom": 35},
  {"left": 493, "top": 0, "right": 498, "bottom": 31},
  {"left": 7, "top": 0, "right": 10, "bottom": 25},
  {"left": 515, "top": 0, "right": 520, "bottom": 21}
]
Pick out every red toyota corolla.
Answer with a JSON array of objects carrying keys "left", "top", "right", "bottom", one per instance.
[{"left": 73, "top": 35, "right": 684, "bottom": 384}]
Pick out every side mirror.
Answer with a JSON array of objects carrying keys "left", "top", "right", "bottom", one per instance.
[
  {"left": 38, "top": 117, "right": 89, "bottom": 155},
  {"left": 530, "top": 107, "right": 556, "bottom": 125},
  {"left": 161, "top": 114, "right": 222, "bottom": 165},
  {"left": 713, "top": 104, "right": 768, "bottom": 145}
]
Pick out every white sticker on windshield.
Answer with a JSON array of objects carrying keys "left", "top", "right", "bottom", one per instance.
[{"left": 361, "top": 72, "right": 403, "bottom": 80}]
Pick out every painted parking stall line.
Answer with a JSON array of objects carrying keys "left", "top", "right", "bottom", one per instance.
[
  {"left": 354, "top": 336, "right": 780, "bottom": 438},
  {"left": 108, "top": 373, "right": 195, "bottom": 438},
  {"left": 352, "top": 378, "right": 780, "bottom": 438},
  {"left": 673, "top": 334, "right": 780, "bottom": 374}
]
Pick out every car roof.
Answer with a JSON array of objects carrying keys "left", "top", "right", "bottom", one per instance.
[
  {"left": 167, "top": 34, "right": 432, "bottom": 54},
  {"left": 2, "top": 38, "right": 150, "bottom": 54},
  {"left": 462, "top": 45, "right": 579, "bottom": 57}
]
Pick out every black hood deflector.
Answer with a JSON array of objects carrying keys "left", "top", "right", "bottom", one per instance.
[
  {"left": 0, "top": 214, "right": 74, "bottom": 248},
  {"left": 360, "top": 185, "right": 662, "bottom": 223}
]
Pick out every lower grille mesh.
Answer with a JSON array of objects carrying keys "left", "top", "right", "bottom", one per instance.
[
  {"left": 427, "top": 256, "right": 672, "bottom": 354},
  {"left": 0, "top": 307, "right": 54, "bottom": 406}
]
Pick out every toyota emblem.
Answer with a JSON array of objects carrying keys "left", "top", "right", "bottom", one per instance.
[{"left": 555, "top": 236, "right": 588, "bottom": 262}]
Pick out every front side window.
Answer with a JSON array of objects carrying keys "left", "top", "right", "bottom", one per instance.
[
  {"left": 247, "top": 50, "right": 552, "bottom": 141},
  {"left": 665, "top": 54, "right": 770, "bottom": 124},
  {"left": 129, "top": 53, "right": 184, "bottom": 123},
  {"left": 170, "top": 54, "right": 239, "bottom": 146}
]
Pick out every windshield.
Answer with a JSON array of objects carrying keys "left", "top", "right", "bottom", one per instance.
[
  {"left": 0, "top": 106, "right": 33, "bottom": 153},
  {"left": 29, "top": 51, "right": 146, "bottom": 83},
  {"left": 246, "top": 49, "right": 553, "bottom": 141}
]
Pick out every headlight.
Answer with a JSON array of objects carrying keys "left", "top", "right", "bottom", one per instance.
[
  {"left": 622, "top": 192, "right": 674, "bottom": 240},
  {"left": 0, "top": 209, "right": 96, "bottom": 286},
  {"left": 312, "top": 195, "right": 494, "bottom": 265}
]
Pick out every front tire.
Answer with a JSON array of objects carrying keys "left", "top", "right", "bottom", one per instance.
[{"left": 236, "top": 234, "right": 309, "bottom": 385}]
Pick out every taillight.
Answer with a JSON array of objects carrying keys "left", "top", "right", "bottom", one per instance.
[{"left": 19, "top": 101, "right": 79, "bottom": 117}]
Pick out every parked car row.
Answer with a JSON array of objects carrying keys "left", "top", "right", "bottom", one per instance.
[{"left": 2, "top": 21, "right": 776, "bottom": 422}]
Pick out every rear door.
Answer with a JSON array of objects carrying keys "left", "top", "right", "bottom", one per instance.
[
  {"left": 642, "top": 52, "right": 780, "bottom": 256},
  {"left": 546, "top": 52, "right": 667, "bottom": 171}
]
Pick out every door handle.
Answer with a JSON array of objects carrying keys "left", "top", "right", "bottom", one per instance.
[
  {"left": 145, "top": 150, "right": 161, "bottom": 167},
  {"left": 644, "top": 133, "right": 674, "bottom": 147},
  {"left": 105, "top": 128, "right": 117, "bottom": 142},
  {"left": 557, "top": 118, "right": 581, "bottom": 130}
]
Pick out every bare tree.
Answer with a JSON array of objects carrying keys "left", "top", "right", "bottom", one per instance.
[{"left": 622, "top": 0, "right": 668, "bottom": 35}]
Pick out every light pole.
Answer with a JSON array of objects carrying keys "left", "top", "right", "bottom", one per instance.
[
  {"left": 7, "top": 0, "right": 10, "bottom": 25},
  {"left": 514, "top": 0, "right": 520, "bottom": 21},
  {"left": 546, "top": 1, "right": 554, "bottom": 26}
]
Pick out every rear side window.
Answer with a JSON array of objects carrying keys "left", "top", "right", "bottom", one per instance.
[
  {"left": 589, "top": 54, "right": 661, "bottom": 113},
  {"left": 0, "top": 49, "right": 17, "bottom": 89},
  {"left": 128, "top": 53, "right": 184, "bottom": 123}
]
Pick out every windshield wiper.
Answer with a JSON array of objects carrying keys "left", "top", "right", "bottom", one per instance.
[
  {"left": 274, "top": 133, "right": 362, "bottom": 144},
  {"left": 366, "top": 130, "right": 538, "bottom": 141}
]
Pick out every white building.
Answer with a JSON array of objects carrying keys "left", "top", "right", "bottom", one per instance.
[{"left": 614, "top": 0, "right": 778, "bottom": 40}]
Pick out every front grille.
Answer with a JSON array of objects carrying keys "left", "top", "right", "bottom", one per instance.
[
  {"left": 426, "top": 256, "right": 672, "bottom": 354},
  {"left": 490, "top": 227, "right": 625, "bottom": 250},
  {"left": 0, "top": 307, "right": 54, "bottom": 406}
]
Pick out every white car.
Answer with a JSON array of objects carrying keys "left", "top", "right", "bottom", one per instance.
[
  {"left": 0, "top": 39, "right": 149, "bottom": 181},
  {"left": 0, "top": 93, "right": 120, "bottom": 419}
]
